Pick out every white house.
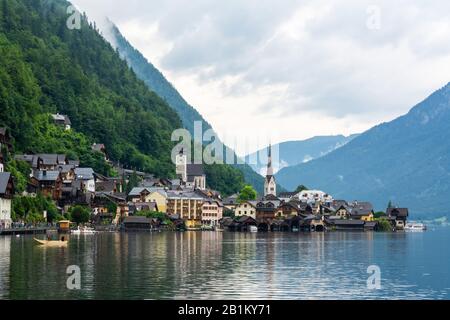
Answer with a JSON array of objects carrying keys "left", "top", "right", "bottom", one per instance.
[
  {"left": 0, "top": 173, "right": 14, "bottom": 229},
  {"left": 234, "top": 201, "right": 257, "bottom": 219},
  {"left": 74, "top": 168, "right": 95, "bottom": 193},
  {"left": 295, "top": 190, "right": 333, "bottom": 205}
]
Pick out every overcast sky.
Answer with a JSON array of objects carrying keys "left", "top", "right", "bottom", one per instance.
[{"left": 72, "top": 0, "right": 450, "bottom": 155}]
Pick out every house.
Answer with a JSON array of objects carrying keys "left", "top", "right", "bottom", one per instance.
[
  {"left": 255, "top": 200, "right": 281, "bottom": 223},
  {"left": 234, "top": 201, "right": 257, "bottom": 219},
  {"left": 0, "top": 172, "right": 14, "bottom": 229},
  {"left": 15, "top": 154, "right": 67, "bottom": 170},
  {"left": 92, "top": 143, "right": 108, "bottom": 160},
  {"left": 166, "top": 190, "right": 205, "bottom": 228},
  {"left": 328, "top": 219, "right": 366, "bottom": 231},
  {"left": 128, "top": 202, "right": 159, "bottom": 215},
  {"left": 295, "top": 190, "right": 333, "bottom": 205},
  {"left": 29, "top": 170, "right": 62, "bottom": 200},
  {"left": 74, "top": 168, "right": 95, "bottom": 193},
  {"left": 223, "top": 194, "right": 239, "bottom": 211},
  {"left": 51, "top": 113, "right": 71, "bottom": 130},
  {"left": 122, "top": 216, "right": 152, "bottom": 231},
  {"left": 201, "top": 199, "right": 223, "bottom": 227},
  {"left": 128, "top": 187, "right": 167, "bottom": 212},
  {"left": 278, "top": 192, "right": 297, "bottom": 202},
  {"left": 386, "top": 207, "right": 409, "bottom": 229},
  {"left": 277, "top": 201, "right": 300, "bottom": 218},
  {"left": 349, "top": 201, "right": 374, "bottom": 221},
  {"left": 334, "top": 203, "right": 351, "bottom": 219}
]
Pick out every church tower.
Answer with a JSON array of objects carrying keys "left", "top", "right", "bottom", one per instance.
[
  {"left": 175, "top": 148, "right": 187, "bottom": 182},
  {"left": 264, "top": 144, "right": 277, "bottom": 197}
]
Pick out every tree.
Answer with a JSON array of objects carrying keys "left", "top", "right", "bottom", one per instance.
[
  {"left": 69, "top": 205, "right": 91, "bottom": 224},
  {"left": 126, "top": 170, "right": 139, "bottom": 194},
  {"left": 295, "top": 185, "right": 308, "bottom": 193},
  {"left": 238, "top": 185, "right": 257, "bottom": 203},
  {"left": 387, "top": 200, "right": 394, "bottom": 209}
]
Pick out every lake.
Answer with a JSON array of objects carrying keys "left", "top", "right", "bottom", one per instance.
[{"left": 1, "top": 228, "right": 449, "bottom": 300}]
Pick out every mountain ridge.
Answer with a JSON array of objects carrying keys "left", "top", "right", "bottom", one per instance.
[{"left": 276, "top": 82, "right": 450, "bottom": 218}]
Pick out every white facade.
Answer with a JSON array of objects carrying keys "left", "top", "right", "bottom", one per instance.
[
  {"left": 296, "top": 190, "right": 333, "bottom": 204},
  {"left": 0, "top": 197, "right": 12, "bottom": 229},
  {"left": 235, "top": 202, "right": 256, "bottom": 219},
  {"left": 264, "top": 144, "right": 277, "bottom": 197},
  {"left": 176, "top": 151, "right": 187, "bottom": 182},
  {"left": 264, "top": 176, "right": 277, "bottom": 197},
  {"left": 86, "top": 179, "right": 96, "bottom": 193}
]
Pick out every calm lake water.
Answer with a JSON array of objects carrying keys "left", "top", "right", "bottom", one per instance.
[{"left": 1, "top": 228, "right": 450, "bottom": 300}]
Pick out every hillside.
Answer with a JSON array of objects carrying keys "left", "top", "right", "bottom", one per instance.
[
  {"left": 103, "top": 21, "right": 270, "bottom": 194},
  {"left": 245, "top": 135, "right": 358, "bottom": 176},
  {"left": 0, "top": 0, "right": 183, "bottom": 178},
  {"left": 276, "top": 83, "right": 450, "bottom": 218}
]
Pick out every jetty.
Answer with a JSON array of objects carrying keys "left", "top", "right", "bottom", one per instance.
[{"left": 0, "top": 227, "right": 48, "bottom": 236}]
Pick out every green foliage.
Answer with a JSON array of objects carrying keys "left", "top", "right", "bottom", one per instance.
[
  {"left": 5, "top": 159, "right": 30, "bottom": 193},
  {"left": 295, "top": 185, "right": 308, "bottom": 193},
  {"left": 106, "top": 201, "right": 118, "bottom": 214},
  {"left": 223, "top": 208, "right": 235, "bottom": 218},
  {"left": 374, "top": 211, "right": 386, "bottom": 219},
  {"left": 69, "top": 205, "right": 91, "bottom": 224},
  {"left": 125, "top": 170, "right": 140, "bottom": 194},
  {"left": 0, "top": 0, "right": 180, "bottom": 179},
  {"left": 237, "top": 185, "right": 257, "bottom": 203},
  {"left": 376, "top": 218, "right": 393, "bottom": 232},
  {"left": 204, "top": 164, "right": 245, "bottom": 197},
  {"left": 12, "top": 194, "right": 59, "bottom": 223},
  {"left": 135, "top": 210, "right": 172, "bottom": 225}
]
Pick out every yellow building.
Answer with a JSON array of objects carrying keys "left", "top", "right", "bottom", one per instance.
[
  {"left": 128, "top": 187, "right": 167, "bottom": 213},
  {"left": 235, "top": 201, "right": 256, "bottom": 219}
]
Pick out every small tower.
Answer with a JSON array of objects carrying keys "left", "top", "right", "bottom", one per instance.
[
  {"left": 264, "top": 144, "right": 276, "bottom": 197},
  {"left": 175, "top": 148, "right": 187, "bottom": 182}
]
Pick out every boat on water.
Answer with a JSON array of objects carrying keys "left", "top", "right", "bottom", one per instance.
[
  {"left": 71, "top": 226, "right": 97, "bottom": 234},
  {"left": 404, "top": 223, "right": 427, "bottom": 231},
  {"left": 34, "top": 238, "right": 68, "bottom": 247},
  {"left": 249, "top": 225, "right": 258, "bottom": 233}
]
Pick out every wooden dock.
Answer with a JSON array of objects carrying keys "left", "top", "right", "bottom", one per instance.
[{"left": 0, "top": 227, "right": 48, "bottom": 236}]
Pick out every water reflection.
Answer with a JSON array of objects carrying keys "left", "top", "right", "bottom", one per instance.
[
  {"left": 3, "top": 230, "right": 450, "bottom": 300},
  {"left": 0, "top": 236, "right": 11, "bottom": 299}
]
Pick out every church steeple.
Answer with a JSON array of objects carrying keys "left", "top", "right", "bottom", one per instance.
[
  {"left": 264, "top": 144, "right": 276, "bottom": 197},
  {"left": 266, "top": 144, "right": 273, "bottom": 177}
]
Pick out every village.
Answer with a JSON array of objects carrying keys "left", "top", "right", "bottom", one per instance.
[{"left": 0, "top": 114, "right": 409, "bottom": 236}]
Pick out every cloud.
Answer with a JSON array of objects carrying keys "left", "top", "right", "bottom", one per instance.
[{"left": 72, "top": 0, "right": 450, "bottom": 154}]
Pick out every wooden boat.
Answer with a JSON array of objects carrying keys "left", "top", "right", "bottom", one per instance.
[{"left": 34, "top": 238, "right": 68, "bottom": 247}]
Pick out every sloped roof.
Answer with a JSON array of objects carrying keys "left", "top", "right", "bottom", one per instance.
[
  {"left": 0, "top": 172, "right": 12, "bottom": 194},
  {"left": 186, "top": 164, "right": 204, "bottom": 176},
  {"left": 387, "top": 207, "right": 409, "bottom": 217},
  {"left": 32, "top": 170, "right": 60, "bottom": 182},
  {"left": 74, "top": 168, "right": 94, "bottom": 180}
]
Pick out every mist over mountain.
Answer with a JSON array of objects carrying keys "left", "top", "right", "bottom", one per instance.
[
  {"left": 245, "top": 135, "right": 358, "bottom": 176},
  {"left": 276, "top": 83, "right": 450, "bottom": 218}
]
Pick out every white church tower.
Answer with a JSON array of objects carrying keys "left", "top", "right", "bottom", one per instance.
[
  {"left": 264, "top": 144, "right": 277, "bottom": 197},
  {"left": 175, "top": 148, "right": 187, "bottom": 182}
]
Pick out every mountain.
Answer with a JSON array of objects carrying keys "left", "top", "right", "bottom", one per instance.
[
  {"left": 245, "top": 135, "right": 358, "bottom": 176},
  {"left": 276, "top": 83, "right": 450, "bottom": 218},
  {"left": 0, "top": 0, "right": 247, "bottom": 196},
  {"left": 0, "top": 0, "right": 183, "bottom": 177},
  {"left": 102, "top": 20, "right": 271, "bottom": 194}
]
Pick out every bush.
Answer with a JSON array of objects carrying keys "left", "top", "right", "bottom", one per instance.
[
  {"left": 69, "top": 205, "right": 91, "bottom": 224},
  {"left": 376, "top": 219, "right": 393, "bottom": 232}
]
